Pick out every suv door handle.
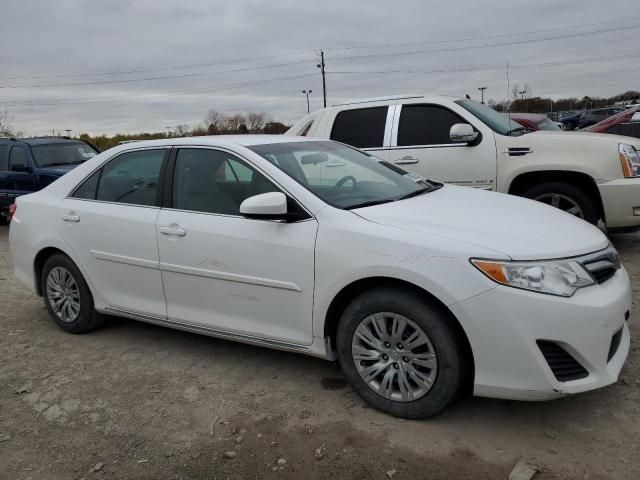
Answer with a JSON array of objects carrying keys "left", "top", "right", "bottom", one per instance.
[
  {"left": 62, "top": 214, "right": 80, "bottom": 223},
  {"left": 159, "top": 226, "right": 187, "bottom": 237},
  {"left": 393, "top": 156, "right": 419, "bottom": 165}
]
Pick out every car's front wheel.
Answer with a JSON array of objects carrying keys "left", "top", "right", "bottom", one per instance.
[
  {"left": 522, "top": 181, "right": 599, "bottom": 225},
  {"left": 41, "top": 254, "right": 103, "bottom": 333},
  {"left": 336, "top": 288, "right": 467, "bottom": 419}
]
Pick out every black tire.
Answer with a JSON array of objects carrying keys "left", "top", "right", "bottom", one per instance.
[
  {"left": 0, "top": 214, "right": 7, "bottom": 226},
  {"left": 336, "top": 288, "right": 467, "bottom": 419},
  {"left": 522, "top": 181, "right": 599, "bottom": 225},
  {"left": 41, "top": 254, "right": 103, "bottom": 334}
]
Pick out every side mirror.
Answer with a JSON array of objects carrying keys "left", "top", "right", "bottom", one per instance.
[
  {"left": 240, "top": 192, "right": 288, "bottom": 220},
  {"left": 11, "top": 164, "right": 32, "bottom": 173},
  {"left": 450, "top": 123, "right": 479, "bottom": 144}
]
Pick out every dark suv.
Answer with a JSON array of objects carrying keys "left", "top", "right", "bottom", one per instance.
[{"left": 0, "top": 137, "right": 98, "bottom": 224}]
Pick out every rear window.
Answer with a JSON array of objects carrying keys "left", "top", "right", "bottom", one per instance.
[{"left": 330, "top": 107, "right": 387, "bottom": 148}]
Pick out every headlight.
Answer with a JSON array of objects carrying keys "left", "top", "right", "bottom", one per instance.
[
  {"left": 471, "top": 258, "right": 595, "bottom": 297},
  {"left": 619, "top": 143, "right": 640, "bottom": 178}
]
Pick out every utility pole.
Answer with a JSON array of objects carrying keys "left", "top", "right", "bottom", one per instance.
[
  {"left": 519, "top": 90, "right": 526, "bottom": 101},
  {"left": 65, "top": 129, "right": 71, "bottom": 137},
  {"left": 302, "top": 90, "right": 312, "bottom": 114},
  {"left": 317, "top": 50, "right": 327, "bottom": 108},
  {"left": 478, "top": 86, "right": 487, "bottom": 104}
]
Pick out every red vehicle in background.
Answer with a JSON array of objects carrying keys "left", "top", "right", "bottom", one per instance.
[
  {"left": 507, "top": 113, "right": 562, "bottom": 131},
  {"left": 581, "top": 106, "right": 640, "bottom": 138}
]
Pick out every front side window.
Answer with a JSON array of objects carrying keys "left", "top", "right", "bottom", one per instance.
[
  {"left": 330, "top": 107, "right": 387, "bottom": 148},
  {"left": 9, "top": 147, "right": 30, "bottom": 172},
  {"left": 250, "top": 141, "right": 440, "bottom": 210},
  {"left": 398, "top": 104, "right": 467, "bottom": 146},
  {"left": 72, "top": 149, "right": 165, "bottom": 205},
  {"left": 173, "top": 148, "right": 279, "bottom": 215},
  {"left": 31, "top": 142, "right": 97, "bottom": 168}
]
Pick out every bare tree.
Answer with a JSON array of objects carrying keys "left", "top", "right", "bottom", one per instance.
[
  {"left": 205, "top": 109, "right": 224, "bottom": 134},
  {"left": 523, "top": 83, "right": 532, "bottom": 99},
  {"left": 511, "top": 84, "right": 520, "bottom": 101},
  {"left": 174, "top": 124, "right": 191, "bottom": 137},
  {"left": 247, "top": 112, "right": 266, "bottom": 133},
  {"left": 223, "top": 113, "right": 247, "bottom": 133},
  {"left": 0, "top": 109, "right": 16, "bottom": 137}
]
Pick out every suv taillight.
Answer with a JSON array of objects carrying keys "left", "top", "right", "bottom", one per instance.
[{"left": 8, "top": 204, "right": 16, "bottom": 223}]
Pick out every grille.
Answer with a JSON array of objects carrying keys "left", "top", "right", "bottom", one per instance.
[
  {"left": 537, "top": 340, "right": 589, "bottom": 382},
  {"left": 608, "top": 328, "right": 623, "bottom": 362},
  {"left": 580, "top": 247, "right": 621, "bottom": 285}
]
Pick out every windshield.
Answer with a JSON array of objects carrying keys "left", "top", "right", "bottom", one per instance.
[
  {"left": 455, "top": 99, "right": 524, "bottom": 136},
  {"left": 249, "top": 141, "right": 440, "bottom": 210},
  {"left": 537, "top": 117, "right": 561, "bottom": 131},
  {"left": 31, "top": 142, "right": 97, "bottom": 168}
]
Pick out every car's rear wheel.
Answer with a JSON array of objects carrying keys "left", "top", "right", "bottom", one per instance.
[
  {"left": 41, "top": 254, "right": 103, "bottom": 333},
  {"left": 336, "top": 288, "right": 466, "bottom": 419},
  {"left": 522, "top": 182, "right": 599, "bottom": 225}
]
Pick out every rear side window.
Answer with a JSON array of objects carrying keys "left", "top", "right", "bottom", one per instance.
[
  {"left": 0, "top": 145, "right": 8, "bottom": 171},
  {"left": 72, "top": 149, "right": 165, "bottom": 206},
  {"left": 9, "top": 146, "right": 30, "bottom": 171},
  {"left": 398, "top": 104, "right": 466, "bottom": 146},
  {"left": 330, "top": 107, "right": 387, "bottom": 148}
]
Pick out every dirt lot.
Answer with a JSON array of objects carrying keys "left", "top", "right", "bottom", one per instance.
[{"left": 0, "top": 226, "right": 638, "bottom": 480}]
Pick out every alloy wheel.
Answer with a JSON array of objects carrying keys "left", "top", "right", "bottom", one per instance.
[
  {"left": 534, "top": 192, "right": 584, "bottom": 218},
  {"left": 351, "top": 312, "right": 438, "bottom": 402},
  {"left": 46, "top": 266, "right": 81, "bottom": 323}
]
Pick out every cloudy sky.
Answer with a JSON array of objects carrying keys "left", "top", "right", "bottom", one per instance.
[{"left": 1, "top": 0, "right": 638, "bottom": 136}]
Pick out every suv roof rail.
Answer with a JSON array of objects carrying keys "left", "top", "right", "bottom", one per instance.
[{"left": 332, "top": 94, "right": 425, "bottom": 107}]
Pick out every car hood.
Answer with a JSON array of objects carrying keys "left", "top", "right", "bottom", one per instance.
[
  {"left": 529, "top": 130, "right": 640, "bottom": 147},
  {"left": 353, "top": 185, "right": 609, "bottom": 260},
  {"left": 37, "top": 164, "right": 79, "bottom": 176}
]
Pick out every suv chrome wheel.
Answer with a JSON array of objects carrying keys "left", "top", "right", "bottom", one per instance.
[
  {"left": 352, "top": 312, "right": 438, "bottom": 402},
  {"left": 533, "top": 192, "right": 584, "bottom": 218},
  {"left": 46, "top": 266, "right": 81, "bottom": 323}
]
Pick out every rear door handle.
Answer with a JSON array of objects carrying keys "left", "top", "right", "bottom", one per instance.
[
  {"left": 393, "top": 156, "right": 419, "bottom": 165},
  {"left": 62, "top": 214, "right": 80, "bottom": 223},
  {"left": 159, "top": 226, "right": 187, "bottom": 237}
]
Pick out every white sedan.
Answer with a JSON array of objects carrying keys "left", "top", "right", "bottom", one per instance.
[{"left": 9, "top": 136, "right": 631, "bottom": 418}]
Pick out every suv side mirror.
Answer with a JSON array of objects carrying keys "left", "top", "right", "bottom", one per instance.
[
  {"left": 11, "top": 164, "right": 32, "bottom": 173},
  {"left": 240, "top": 192, "right": 288, "bottom": 220},
  {"left": 450, "top": 123, "right": 479, "bottom": 144}
]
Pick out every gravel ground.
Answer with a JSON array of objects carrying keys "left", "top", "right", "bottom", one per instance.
[{"left": 0, "top": 225, "right": 638, "bottom": 480}]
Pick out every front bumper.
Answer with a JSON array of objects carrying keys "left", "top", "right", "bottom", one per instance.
[
  {"left": 450, "top": 266, "right": 631, "bottom": 401},
  {"left": 598, "top": 177, "right": 640, "bottom": 229}
]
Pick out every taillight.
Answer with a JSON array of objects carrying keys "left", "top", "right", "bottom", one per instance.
[{"left": 8, "top": 204, "right": 16, "bottom": 222}]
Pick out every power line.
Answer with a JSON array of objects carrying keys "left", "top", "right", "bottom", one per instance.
[
  {"left": 0, "top": 59, "right": 313, "bottom": 89},
  {"left": 330, "top": 26, "right": 635, "bottom": 61},
  {"left": 0, "top": 49, "right": 317, "bottom": 81},
  {"left": 323, "top": 16, "right": 640, "bottom": 51},
  {"left": 326, "top": 52, "right": 640, "bottom": 76},
  {"left": 1, "top": 73, "right": 318, "bottom": 107}
]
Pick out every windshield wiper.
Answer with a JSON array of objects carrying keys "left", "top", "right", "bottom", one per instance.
[
  {"left": 345, "top": 198, "right": 396, "bottom": 210},
  {"left": 397, "top": 187, "right": 431, "bottom": 200}
]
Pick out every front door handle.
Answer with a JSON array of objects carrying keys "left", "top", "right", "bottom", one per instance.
[
  {"left": 159, "top": 226, "right": 187, "bottom": 237},
  {"left": 62, "top": 214, "right": 80, "bottom": 223},
  {"left": 393, "top": 156, "right": 419, "bottom": 165}
]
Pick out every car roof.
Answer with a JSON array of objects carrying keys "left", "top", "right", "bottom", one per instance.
[
  {"left": 114, "top": 135, "right": 328, "bottom": 151},
  {"left": 508, "top": 113, "right": 548, "bottom": 121},
  {"left": 331, "top": 94, "right": 460, "bottom": 107}
]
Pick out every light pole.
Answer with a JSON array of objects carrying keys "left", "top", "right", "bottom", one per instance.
[
  {"left": 302, "top": 90, "right": 312, "bottom": 114},
  {"left": 519, "top": 90, "right": 527, "bottom": 101},
  {"left": 65, "top": 129, "right": 71, "bottom": 137},
  {"left": 478, "top": 86, "right": 487, "bottom": 104}
]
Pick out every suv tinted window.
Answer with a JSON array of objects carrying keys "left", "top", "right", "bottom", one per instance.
[
  {"left": 94, "top": 149, "right": 165, "bottom": 206},
  {"left": 173, "top": 148, "right": 278, "bottom": 215},
  {"left": 398, "top": 105, "right": 466, "bottom": 146},
  {"left": 0, "top": 145, "right": 8, "bottom": 171},
  {"left": 9, "top": 146, "right": 30, "bottom": 171},
  {"left": 330, "top": 107, "right": 387, "bottom": 148}
]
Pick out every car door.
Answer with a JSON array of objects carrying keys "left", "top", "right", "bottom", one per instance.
[
  {"left": 389, "top": 103, "right": 497, "bottom": 189},
  {"left": 58, "top": 147, "right": 169, "bottom": 318},
  {"left": 7, "top": 145, "right": 38, "bottom": 196},
  {"left": 156, "top": 147, "right": 317, "bottom": 345}
]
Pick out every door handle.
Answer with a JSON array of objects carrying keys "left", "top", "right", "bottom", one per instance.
[
  {"left": 61, "top": 214, "right": 80, "bottom": 223},
  {"left": 393, "top": 156, "right": 419, "bottom": 165},
  {"left": 159, "top": 226, "right": 187, "bottom": 237}
]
